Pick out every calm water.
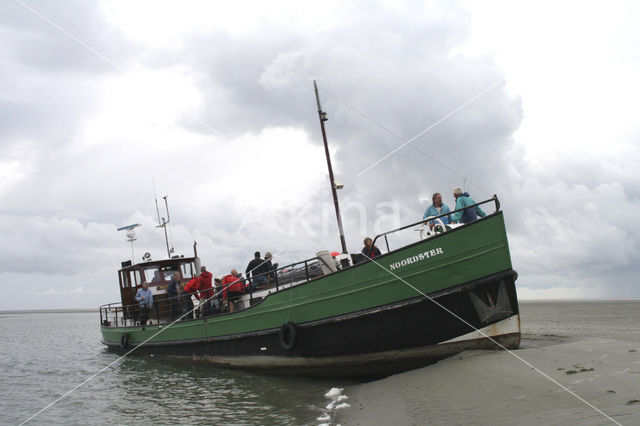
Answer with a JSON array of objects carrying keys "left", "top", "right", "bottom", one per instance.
[{"left": 1, "top": 301, "right": 638, "bottom": 425}]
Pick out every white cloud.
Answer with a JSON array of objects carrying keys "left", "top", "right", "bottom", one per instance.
[
  {"left": 1, "top": 0, "right": 639, "bottom": 309},
  {"left": 35, "top": 285, "right": 100, "bottom": 296}
]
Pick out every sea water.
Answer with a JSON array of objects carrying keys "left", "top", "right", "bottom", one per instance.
[
  {"left": 1, "top": 301, "right": 638, "bottom": 425},
  {"left": 0, "top": 312, "right": 345, "bottom": 425}
]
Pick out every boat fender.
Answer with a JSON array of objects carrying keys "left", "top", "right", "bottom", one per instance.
[
  {"left": 120, "top": 332, "right": 130, "bottom": 350},
  {"left": 279, "top": 321, "right": 297, "bottom": 351}
]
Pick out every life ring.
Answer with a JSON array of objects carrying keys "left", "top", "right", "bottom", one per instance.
[
  {"left": 120, "top": 333, "right": 130, "bottom": 350},
  {"left": 279, "top": 321, "right": 297, "bottom": 351}
]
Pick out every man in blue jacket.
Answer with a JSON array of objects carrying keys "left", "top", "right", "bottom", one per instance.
[
  {"left": 135, "top": 281, "right": 154, "bottom": 325},
  {"left": 423, "top": 192, "right": 451, "bottom": 227},
  {"left": 450, "top": 187, "right": 486, "bottom": 224}
]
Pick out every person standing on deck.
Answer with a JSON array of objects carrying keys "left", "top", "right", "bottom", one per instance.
[
  {"left": 167, "top": 273, "right": 181, "bottom": 320},
  {"left": 135, "top": 282, "right": 154, "bottom": 325},
  {"left": 423, "top": 192, "right": 451, "bottom": 228},
  {"left": 212, "top": 278, "right": 223, "bottom": 313},
  {"left": 221, "top": 269, "right": 244, "bottom": 313},
  {"left": 450, "top": 187, "right": 487, "bottom": 224},
  {"left": 264, "top": 252, "right": 278, "bottom": 284},
  {"left": 245, "top": 251, "right": 268, "bottom": 290},
  {"left": 181, "top": 277, "right": 199, "bottom": 319},
  {"left": 198, "top": 266, "right": 213, "bottom": 317}
]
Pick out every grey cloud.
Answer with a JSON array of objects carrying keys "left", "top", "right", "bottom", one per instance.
[{"left": 1, "top": 1, "right": 638, "bottom": 308}]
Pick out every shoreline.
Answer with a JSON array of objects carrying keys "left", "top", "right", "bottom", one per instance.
[
  {"left": 0, "top": 309, "right": 95, "bottom": 314},
  {"left": 335, "top": 338, "right": 640, "bottom": 425}
]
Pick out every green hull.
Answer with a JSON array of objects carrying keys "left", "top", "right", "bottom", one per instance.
[{"left": 101, "top": 213, "right": 514, "bottom": 348}]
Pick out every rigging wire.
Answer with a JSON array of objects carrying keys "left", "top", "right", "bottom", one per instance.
[
  {"left": 18, "top": 252, "right": 284, "bottom": 425},
  {"left": 359, "top": 250, "right": 622, "bottom": 426},
  {"left": 317, "top": 84, "right": 494, "bottom": 197}
]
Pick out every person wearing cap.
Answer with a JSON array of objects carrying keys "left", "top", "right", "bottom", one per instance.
[{"left": 264, "top": 252, "right": 279, "bottom": 284}]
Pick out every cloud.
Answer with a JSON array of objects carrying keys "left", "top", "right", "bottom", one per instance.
[
  {"left": 35, "top": 285, "right": 100, "bottom": 296},
  {"left": 1, "top": 1, "right": 639, "bottom": 308}
]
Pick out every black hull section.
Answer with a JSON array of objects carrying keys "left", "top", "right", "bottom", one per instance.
[{"left": 105, "top": 270, "right": 520, "bottom": 378}]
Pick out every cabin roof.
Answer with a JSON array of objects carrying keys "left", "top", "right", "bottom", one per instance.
[{"left": 119, "top": 256, "right": 197, "bottom": 272}]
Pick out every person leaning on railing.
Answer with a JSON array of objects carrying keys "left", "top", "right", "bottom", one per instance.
[
  {"left": 450, "top": 186, "right": 487, "bottom": 224},
  {"left": 181, "top": 277, "right": 198, "bottom": 319},
  {"left": 221, "top": 269, "right": 245, "bottom": 313}
]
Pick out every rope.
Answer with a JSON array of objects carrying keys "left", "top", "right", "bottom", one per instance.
[
  {"left": 318, "top": 84, "right": 494, "bottom": 196},
  {"left": 19, "top": 252, "right": 285, "bottom": 424},
  {"left": 359, "top": 251, "right": 622, "bottom": 426}
]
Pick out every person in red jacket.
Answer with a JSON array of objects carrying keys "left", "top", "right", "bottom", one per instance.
[
  {"left": 181, "top": 277, "right": 199, "bottom": 319},
  {"left": 197, "top": 266, "right": 213, "bottom": 317},
  {"left": 221, "top": 269, "right": 244, "bottom": 313}
]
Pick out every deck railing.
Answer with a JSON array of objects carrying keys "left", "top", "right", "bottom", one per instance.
[
  {"left": 371, "top": 195, "right": 500, "bottom": 253},
  {"left": 100, "top": 256, "right": 324, "bottom": 328}
]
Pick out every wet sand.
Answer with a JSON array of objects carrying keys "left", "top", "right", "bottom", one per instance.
[{"left": 335, "top": 338, "right": 640, "bottom": 425}]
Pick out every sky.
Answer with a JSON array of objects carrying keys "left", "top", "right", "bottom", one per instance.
[{"left": 0, "top": 0, "right": 638, "bottom": 310}]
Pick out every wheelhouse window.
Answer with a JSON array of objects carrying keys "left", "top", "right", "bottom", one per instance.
[
  {"left": 161, "top": 265, "right": 180, "bottom": 281},
  {"left": 143, "top": 266, "right": 162, "bottom": 283},
  {"left": 181, "top": 262, "right": 196, "bottom": 278}
]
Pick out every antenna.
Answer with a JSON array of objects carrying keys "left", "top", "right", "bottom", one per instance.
[
  {"left": 117, "top": 223, "right": 141, "bottom": 262},
  {"left": 155, "top": 195, "right": 174, "bottom": 258},
  {"left": 463, "top": 172, "right": 471, "bottom": 192}
]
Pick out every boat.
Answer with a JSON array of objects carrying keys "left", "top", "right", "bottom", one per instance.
[{"left": 99, "top": 84, "right": 520, "bottom": 378}]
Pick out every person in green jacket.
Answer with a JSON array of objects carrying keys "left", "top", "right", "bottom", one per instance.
[{"left": 450, "top": 186, "right": 486, "bottom": 224}]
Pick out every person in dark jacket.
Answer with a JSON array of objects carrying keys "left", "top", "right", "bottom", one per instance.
[
  {"left": 167, "top": 273, "right": 182, "bottom": 320},
  {"left": 362, "top": 237, "right": 382, "bottom": 259},
  {"left": 264, "top": 252, "right": 279, "bottom": 284},
  {"left": 245, "top": 251, "right": 268, "bottom": 290}
]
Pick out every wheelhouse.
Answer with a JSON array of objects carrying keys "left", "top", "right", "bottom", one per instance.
[{"left": 109, "top": 256, "right": 200, "bottom": 326}]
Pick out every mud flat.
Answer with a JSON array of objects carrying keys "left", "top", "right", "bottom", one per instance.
[{"left": 336, "top": 338, "right": 640, "bottom": 425}]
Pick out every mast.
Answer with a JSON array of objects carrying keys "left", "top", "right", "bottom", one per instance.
[{"left": 314, "top": 80, "right": 348, "bottom": 254}]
